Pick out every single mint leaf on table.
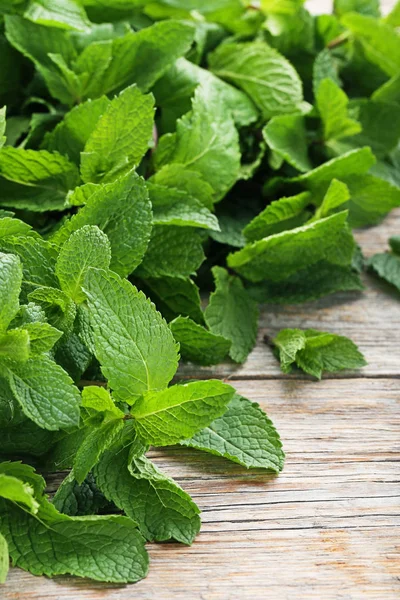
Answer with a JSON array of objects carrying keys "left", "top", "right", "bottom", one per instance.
[
  {"left": 95, "top": 445, "right": 201, "bottom": 545},
  {"left": 204, "top": 267, "right": 259, "bottom": 364},
  {"left": 170, "top": 316, "right": 231, "bottom": 366},
  {"left": 55, "top": 225, "right": 111, "bottom": 304},
  {"left": 83, "top": 267, "right": 179, "bottom": 405},
  {"left": 131, "top": 380, "right": 235, "bottom": 446},
  {"left": 209, "top": 41, "right": 303, "bottom": 119},
  {"left": 273, "top": 328, "right": 367, "bottom": 379},
  {"left": 182, "top": 394, "right": 284, "bottom": 472}
]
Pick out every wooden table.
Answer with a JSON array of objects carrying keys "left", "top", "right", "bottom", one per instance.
[{"left": 4, "top": 210, "right": 400, "bottom": 599}]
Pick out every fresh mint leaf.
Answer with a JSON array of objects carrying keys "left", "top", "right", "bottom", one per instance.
[
  {"left": 182, "top": 394, "right": 284, "bottom": 472},
  {"left": 243, "top": 192, "right": 311, "bottom": 242},
  {"left": 0, "top": 531, "right": 8, "bottom": 584},
  {"left": 0, "top": 473, "right": 39, "bottom": 513},
  {"left": 313, "top": 179, "right": 350, "bottom": 220},
  {"left": 52, "top": 472, "right": 113, "bottom": 517},
  {"left": 0, "top": 253, "right": 22, "bottom": 332},
  {"left": 81, "top": 386, "right": 124, "bottom": 419},
  {"left": 131, "top": 380, "right": 235, "bottom": 446},
  {"left": 368, "top": 247, "right": 400, "bottom": 293},
  {"left": 23, "top": 0, "right": 91, "bottom": 32},
  {"left": 83, "top": 267, "right": 179, "bottom": 405},
  {"left": 228, "top": 212, "right": 354, "bottom": 283},
  {"left": 204, "top": 267, "right": 259, "bottom": 363},
  {"left": 150, "top": 164, "right": 214, "bottom": 211},
  {"left": 170, "top": 316, "right": 231, "bottom": 366},
  {"left": 143, "top": 276, "right": 204, "bottom": 324},
  {"left": 81, "top": 85, "right": 154, "bottom": 184},
  {"left": 316, "top": 78, "right": 361, "bottom": 142},
  {"left": 28, "top": 287, "right": 76, "bottom": 334},
  {"left": 262, "top": 114, "right": 311, "bottom": 172},
  {"left": 20, "top": 322, "right": 63, "bottom": 355},
  {"left": 56, "top": 225, "right": 111, "bottom": 304},
  {"left": 0, "top": 329, "right": 30, "bottom": 363},
  {"left": 95, "top": 445, "right": 201, "bottom": 544},
  {"left": 209, "top": 41, "right": 303, "bottom": 119},
  {"left": 273, "top": 328, "right": 367, "bottom": 379}
]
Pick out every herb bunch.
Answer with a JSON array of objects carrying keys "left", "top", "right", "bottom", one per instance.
[{"left": 0, "top": 0, "right": 399, "bottom": 585}]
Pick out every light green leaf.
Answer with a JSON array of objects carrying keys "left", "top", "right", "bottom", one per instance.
[
  {"left": 56, "top": 226, "right": 111, "bottom": 304},
  {"left": 209, "top": 41, "right": 303, "bottom": 119},
  {"left": 143, "top": 276, "right": 204, "bottom": 324},
  {"left": 150, "top": 164, "right": 214, "bottom": 211},
  {"left": 20, "top": 322, "right": 63, "bottom": 355},
  {"left": 0, "top": 217, "right": 36, "bottom": 239},
  {"left": 341, "top": 12, "right": 400, "bottom": 76},
  {"left": 95, "top": 446, "right": 201, "bottom": 544},
  {"left": 182, "top": 394, "right": 284, "bottom": 471},
  {"left": 161, "top": 84, "right": 240, "bottom": 201},
  {"left": 137, "top": 226, "right": 205, "bottom": 279},
  {"left": 0, "top": 330, "right": 30, "bottom": 362},
  {"left": 244, "top": 192, "right": 311, "bottom": 242},
  {"left": 132, "top": 380, "right": 235, "bottom": 446},
  {"left": 0, "top": 474, "right": 39, "bottom": 513},
  {"left": 334, "top": 0, "right": 380, "bottom": 17},
  {"left": 314, "top": 179, "right": 350, "bottom": 220},
  {"left": 317, "top": 78, "right": 361, "bottom": 142},
  {"left": 0, "top": 253, "right": 22, "bottom": 333},
  {"left": 262, "top": 114, "right": 311, "bottom": 172},
  {"left": 81, "top": 85, "right": 154, "bottom": 184},
  {"left": 170, "top": 316, "right": 231, "bottom": 366},
  {"left": 204, "top": 267, "right": 259, "bottom": 363},
  {"left": 83, "top": 268, "right": 179, "bottom": 405},
  {"left": 81, "top": 386, "right": 124, "bottom": 418},
  {"left": 273, "top": 328, "right": 367, "bottom": 379},
  {"left": 0, "top": 147, "right": 80, "bottom": 212},
  {"left": 148, "top": 182, "right": 219, "bottom": 230},
  {"left": 6, "top": 355, "right": 81, "bottom": 430},
  {"left": 372, "top": 73, "right": 400, "bottom": 106},
  {"left": 53, "top": 170, "right": 152, "bottom": 278},
  {"left": 24, "top": 0, "right": 91, "bottom": 32},
  {"left": 43, "top": 96, "right": 110, "bottom": 165},
  {"left": 74, "top": 418, "right": 125, "bottom": 484},
  {"left": 0, "top": 107, "right": 6, "bottom": 150},
  {"left": 228, "top": 212, "right": 354, "bottom": 283},
  {"left": 0, "top": 531, "right": 8, "bottom": 584}
]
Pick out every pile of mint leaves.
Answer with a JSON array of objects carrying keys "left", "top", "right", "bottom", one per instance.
[{"left": 0, "top": 0, "right": 400, "bottom": 586}]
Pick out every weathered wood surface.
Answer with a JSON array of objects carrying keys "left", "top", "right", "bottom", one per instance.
[{"left": 4, "top": 210, "right": 400, "bottom": 599}]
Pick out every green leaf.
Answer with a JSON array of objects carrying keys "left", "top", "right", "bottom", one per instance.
[
  {"left": 143, "top": 276, "right": 204, "bottom": 324},
  {"left": 314, "top": 179, "right": 350, "bottom": 220},
  {"left": 0, "top": 498, "right": 149, "bottom": 583},
  {"left": 0, "top": 147, "right": 80, "bottom": 212},
  {"left": 273, "top": 328, "right": 367, "bottom": 379},
  {"left": 131, "top": 380, "right": 235, "bottom": 446},
  {"left": 389, "top": 235, "right": 400, "bottom": 255},
  {"left": 52, "top": 472, "right": 113, "bottom": 516},
  {"left": 317, "top": 78, "right": 361, "bottom": 142},
  {"left": 81, "top": 85, "right": 154, "bottom": 184},
  {"left": 345, "top": 174, "right": 400, "bottom": 227},
  {"left": 368, "top": 251, "right": 400, "bottom": 292},
  {"left": 74, "top": 418, "right": 125, "bottom": 484},
  {"left": 153, "top": 57, "right": 258, "bottom": 130},
  {"left": 243, "top": 192, "right": 311, "bottom": 242},
  {"left": 209, "top": 41, "right": 303, "bottom": 119},
  {"left": 372, "top": 72, "right": 400, "bottom": 107},
  {"left": 0, "top": 237, "right": 59, "bottom": 297},
  {"left": 136, "top": 226, "right": 205, "bottom": 279},
  {"left": 334, "top": 0, "right": 380, "bottom": 17},
  {"left": 6, "top": 355, "right": 81, "bottom": 431},
  {"left": 313, "top": 49, "right": 341, "bottom": 96},
  {"left": 0, "top": 473, "right": 39, "bottom": 513},
  {"left": 83, "top": 268, "right": 179, "bottom": 405},
  {"left": 170, "top": 316, "right": 231, "bottom": 366},
  {"left": 0, "top": 330, "right": 30, "bottom": 362},
  {"left": 20, "top": 322, "right": 63, "bottom": 355},
  {"left": 0, "top": 531, "right": 8, "bottom": 584},
  {"left": 23, "top": 0, "right": 91, "bottom": 32},
  {"left": 148, "top": 182, "right": 219, "bottom": 230},
  {"left": 0, "top": 253, "right": 22, "bottom": 333},
  {"left": 95, "top": 446, "right": 201, "bottom": 544},
  {"left": 81, "top": 386, "right": 124, "bottom": 418},
  {"left": 182, "top": 394, "right": 284, "bottom": 472},
  {"left": 56, "top": 226, "right": 111, "bottom": 304},
  {"left": 262, "top": 114, "right": 311, "bottom": 172},
  {"left": 0, "top": 217, "right": 36, "bottom": 239},
  {"left": 341, "top": 12, "right": 400, "bottom": 77},
  {"left": 43, "top": 96, "right": 110, "bottom": 165},
  {"left": 228, "top": 212, "right": 354, "bottom": 283},
  {"left": 150, "top": 164, "right": 214, "bottom": 211},
  {"left": 53, "top": 170, "right": 152, "bottom": 278},
  {"left": 159, "top": 84, "right": 240, "bottom": 202},
  {"left": 28, "top": 287, "right": 76, "bottom": 334},
  {"left": 204, "top": 267, "right": 259, "bottom": 363}
]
